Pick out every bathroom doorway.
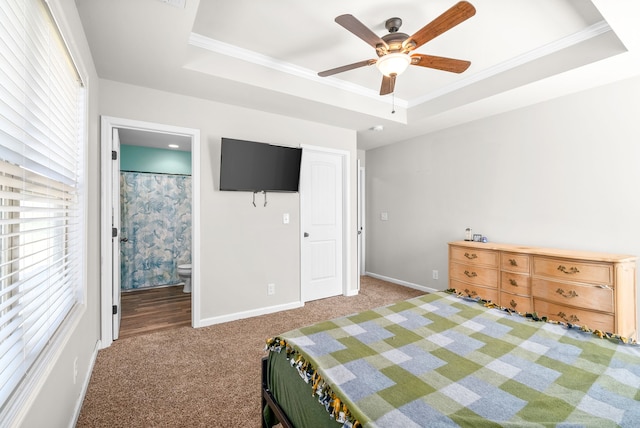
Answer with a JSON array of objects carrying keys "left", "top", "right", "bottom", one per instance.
[
  {"left": 100, "top": 116, "right": 201, "bottom": 347},
  {"left": 118, "top": 142, "right": 192, "bottom": 292}
]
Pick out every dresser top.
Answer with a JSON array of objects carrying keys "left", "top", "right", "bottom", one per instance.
[{"left": 448, "top": 241, "right": 637, "bottom": 263}]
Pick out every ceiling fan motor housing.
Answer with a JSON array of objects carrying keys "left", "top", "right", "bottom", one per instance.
[
  {"left": 377, "top": 17, "right": 415, "bottom": 56},
  {"left": 380, "top": 32, "right": 410, "bottom": 54}
]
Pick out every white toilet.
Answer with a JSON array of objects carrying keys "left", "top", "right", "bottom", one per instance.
[{"left": 177, "top": 263, "right": 192, "bottom": 293}]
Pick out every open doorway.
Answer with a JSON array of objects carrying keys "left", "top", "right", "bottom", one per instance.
[
  {"left": 117, "top": 129, "right": 192, "bottom": 338},
  {"left": 100, "top": 116, "right": 201, "bottom": 348}
]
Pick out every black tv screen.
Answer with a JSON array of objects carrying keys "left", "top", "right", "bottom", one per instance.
[{"left": 219, "top": 138, "right": 302, "bottom": 192}]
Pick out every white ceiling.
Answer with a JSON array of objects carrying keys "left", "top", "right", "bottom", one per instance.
[
  {"left": 76, "top": 0, "right": 640, "bottom": 150},
  {"left": 117, "top": 128, "right": 192, "bottom": 152}
]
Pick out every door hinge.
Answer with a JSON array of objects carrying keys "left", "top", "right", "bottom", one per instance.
[
  {"left": 112, "top": 227, "right": 118, "bottom": 238},
  {"left": 112, "top": 150, "right": 118, "bottom": 160},
  {"left": 112, "top": 305, "right": 118, "bottom": 315}
]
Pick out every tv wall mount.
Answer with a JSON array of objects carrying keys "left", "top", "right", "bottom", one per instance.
[{"left": 253, "top": 191, "right": 267, "bottom": 207}]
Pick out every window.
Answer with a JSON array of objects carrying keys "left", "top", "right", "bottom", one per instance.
[{"left": 0, "top": 0, "right": 85, "bottom": 412}]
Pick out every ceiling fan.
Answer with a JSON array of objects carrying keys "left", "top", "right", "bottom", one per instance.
[{"left": 317, "top": 1, "right": 476, "bottom": 96}]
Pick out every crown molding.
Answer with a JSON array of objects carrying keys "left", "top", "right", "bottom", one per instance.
[
  {"left": 408, "top": 20, "right": 612, "bottom": 107},
  {"left": 188, "top": 20, "right": 611, "bottom": 111},
  {"left": 188, "top": 33, "right": 409, "bottom": 108}
]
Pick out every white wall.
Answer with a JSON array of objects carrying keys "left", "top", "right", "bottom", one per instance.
[
  {"left": 366, "top": 74, "right": 640, "bottom": 331},
  {"left": 16, "top": 1, "right": 102, "bottom": 427},
  {"left": 98, "top": 80, "right": 358, "bottom": 324}
]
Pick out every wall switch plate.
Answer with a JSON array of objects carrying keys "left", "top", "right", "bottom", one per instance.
[
  {"left": 283, "top": 213, "right": 289, "bottom": 224},
  {"left": 267, "top": 283, "right": 275, "bottom": 295},
  {"left": 380, "top": 212, "right": 388, "bottom": 221},
  {"left": 432, "top": 270, "right": 439, "bottom": 280}
]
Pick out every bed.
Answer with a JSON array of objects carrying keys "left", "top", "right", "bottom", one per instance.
[{"left": 262, "top": 291, "right": 640, "bottom": 427}]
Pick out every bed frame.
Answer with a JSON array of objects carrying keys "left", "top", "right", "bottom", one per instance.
[{"left": 261, "top": 357, "right": 294, "bottom": 428}]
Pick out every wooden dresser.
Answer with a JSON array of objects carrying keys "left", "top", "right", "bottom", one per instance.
[{"left": 448, "top": 241, "right": 638, "bottom": 340}]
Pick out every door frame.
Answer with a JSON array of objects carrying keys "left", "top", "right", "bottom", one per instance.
[
  {"left": 299, "top": 144, "right": 351, "bottom": 301},
  {"left": 111, "top": 128, "right": 121, "bottom": 339},
  {"left": 99, "top": 116, "right": 201, "bottom": 348},
  {"left": 358, "top": 161, "right": 365, "bottom": 282}
]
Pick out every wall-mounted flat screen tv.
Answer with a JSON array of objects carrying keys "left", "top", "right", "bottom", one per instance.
[{"left": 219, "top": 138, "right": 302, "bottom": 192}]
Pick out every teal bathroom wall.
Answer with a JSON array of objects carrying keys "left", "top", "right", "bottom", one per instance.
[{"left": 120, "top": 144, "right": 191, "bottom": 174}]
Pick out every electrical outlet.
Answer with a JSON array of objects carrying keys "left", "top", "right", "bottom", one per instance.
[
  {"left": 432, "top": 270, "right": 439, "bottom": 280},
  {"left": 267, "top": 283, "right": 275, "bottom": 295}
]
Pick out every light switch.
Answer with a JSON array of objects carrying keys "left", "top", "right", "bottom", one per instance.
[
  {"left": 380, "top": 212, "right": 388, "bottom": 221},
  {"left": 283, "top": 213, "right": 290, "bottom": 224}
]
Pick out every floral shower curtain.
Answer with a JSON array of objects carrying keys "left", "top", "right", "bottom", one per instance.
[{"left": 120, "top": 171, "right": 192, "bottom": 290}]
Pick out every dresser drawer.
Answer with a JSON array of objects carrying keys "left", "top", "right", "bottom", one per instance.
[
  {"left": 533, "top": 257, "right": 613, "bottom": 286},
  {"left": 450, "top": 246, "right": 498, "bottom": 266},
  {"left": 532, "top": 278, "right": 613, "bottom": 313},
  {"left": 450, "top": 262, "right": 498, "bottom": 288},
  {"left": 450, "top": 280, "right": 498, "bottom": 303},
  {"left": 501, "top": 252, "right": 530, "bottom": 273},
  {"left": 501, "top": 272, "right": 531, "bottom": 295},
  {"left": 533, "top": 299, "right": 614, "bottom": 333},
  {"left": 500, "top": 292, "right": 532, "bottom": 313}
]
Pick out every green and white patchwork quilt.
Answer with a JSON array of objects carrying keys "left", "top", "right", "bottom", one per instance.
[{"left": 268, "top": 291, "right": 640, "bottom": 427}]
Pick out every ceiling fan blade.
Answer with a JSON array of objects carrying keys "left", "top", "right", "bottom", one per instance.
[
  {"left": 335, "top": 14, "right": 389, "bottom": 50},
  {"left": 410, "top": 54, "right": 470, "bottom": 73},
  {"left": 380, "top": 74, "right": 396, "bottom": 96},
  {"left": 404, "top": 1, "right": 476, "bottom": 50},
  {"left": 318, "top": 59, "right": 376, "bottom": 77}
]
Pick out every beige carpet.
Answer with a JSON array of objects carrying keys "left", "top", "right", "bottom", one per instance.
[{"left": 76, "top": 276, "right": 424, "bottom": 427}]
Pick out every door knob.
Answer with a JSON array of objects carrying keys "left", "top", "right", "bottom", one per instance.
[{"left": 304, "top": 232, "right": 309, "bottom": 238}]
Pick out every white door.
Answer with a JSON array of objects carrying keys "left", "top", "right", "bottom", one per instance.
[
  {"left": 301, "top": 149, "right": 343, "bottom": 301},
  {"left": 111, "top": 128, "right": 121, "bottom": 340}
]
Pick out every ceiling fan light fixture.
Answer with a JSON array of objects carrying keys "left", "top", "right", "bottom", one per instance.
[{"left": 376, "top": 53, "right": 411, "bottom": 77}]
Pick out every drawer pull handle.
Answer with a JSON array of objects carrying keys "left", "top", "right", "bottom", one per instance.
[
  {"left": 509, "top": 258, "right": 518, "bottom": 266},
  {"left": 557, "top": 311, "right": 580, "bottom": 323},
  {"left": 557, "top": 265, "right": 580, "bottom": 275},
  {"left": 509, "top": 300, "right": 517, "bottom": 309},
  {"left": 597, "top": 284, "right": 612, "bottom": 290},
  {"left": 464, "top": 252, "right": 478, "bottom": 260},
  {"left": 464, "top": 270, "right": 478, "bottom": 278},
  {"left": 555, "top": 288, "right": 578, "bottom": 298},
  {"left": 464, "top": 288, "right": 478, "bottom": 297},
  {"left": 509, "top": 279, "right": 518, "bottom": 287}
]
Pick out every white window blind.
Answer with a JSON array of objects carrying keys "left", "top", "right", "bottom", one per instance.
[{"left": 0, "top": 0, "right": 84, "bottom": 411}]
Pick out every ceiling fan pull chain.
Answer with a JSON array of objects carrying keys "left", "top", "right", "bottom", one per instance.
[{"left": 391, "top": 92, "right": 396, "bottom": 114}]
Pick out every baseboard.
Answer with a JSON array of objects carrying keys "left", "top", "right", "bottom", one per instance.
[
  {"left": 365, "top": 272, "right": 440, "bottom": 294},
  {"left": 70, "top": 339, "right": 101, "bottom": 428},
  {"left": 198, "top": 300, "right": 304, "bottom": 328}
]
